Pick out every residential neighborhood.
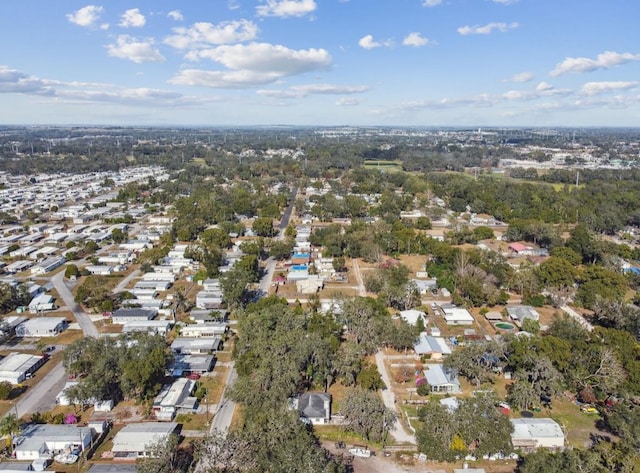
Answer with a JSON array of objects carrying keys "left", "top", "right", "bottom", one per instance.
[{"left": 0, "top": 126, "right": 639, "bottom": 472}]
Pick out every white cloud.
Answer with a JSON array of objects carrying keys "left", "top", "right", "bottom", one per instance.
[
  {"left": 66, "top": 5, "right": 104, "bottom": 27},
  {"left": 359, "top": 35, "right": 379, "bottom": 50},
  {"left": 580, "top": 81, "right": 638, "bottom": 96},
  {"left": 336, "top": 97, "right": 360, "bottom": 106},
  {"left": 228, "top": 0, "right": 241, "bottom": 10},
  {"left": 106, "top": 35, "right": 165, "bottom": 63},
  {"left": 168, "top": 10, "right": 183, "bottom": 21},
  {"left": 0, "top": 66, "right": 53, "bottom": 94},
  {"left": 164, "top": 20, "right": 258, "bottom": 50},
  {"left": 457, "top": 22, "right": 519, "bottom": 35},
  {"left": 358, "top": 35, "right": 393, "bottom": 50},
  {"left": 551, "top": 51, "right": 640, "bottom": 76},
  {"left": 256, "top": 0, "right": 317, "bottom": 18},
  {"left": 0, "top": 65, "right": 212, "bottom": 108},
  {"left": 119, "top": 8, "right": 146, "bottom": 28},
  {"left": 403, "top": 32, "right": 432, "bottom": 47},
  {"left": 507, "top": 71, "right": 534, "bottom": 83},
  {"left": 170, "top": 43, "right": 332, "bottom": 88},
  {"left": 535, "top": 81, "right": 553, "bottom": 92},
  {"left": 422, "top": 0, "right": 442, "bottom": 7},
  {"left": 257, "top": 83, "right": 368, "bottom": 98},
  {"left": 493, "top": 0, "right": 518, "bottom": 4}
]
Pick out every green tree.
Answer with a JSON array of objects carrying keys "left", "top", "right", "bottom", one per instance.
[
  {"left": 269, "top": 239, "right": 294, "bottom": 260},
  {"left": 0, "top": 414, "right": 21, "bottom": 455},
  {"left": 0, "top": 381, "right": 12, "bottom": 400},
  {"left": 252, "top": 217, "right": 275, "bottom": 237},
  {"left": 111, "top": 227, "right": 127, "bottom": 244},
  {"left": 136, "top": 433, "right": 193, "bottom": 473},
  {"left": 340, "top": 387, "right": 396, "bottom": 442},
  {"left": 64, "top": 264, "right": 79, "bottom": 279},
  {"left": 356, "top": 363, "right": 385, "bottom": 390}
]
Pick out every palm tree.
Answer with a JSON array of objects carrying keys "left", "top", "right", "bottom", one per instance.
[{"left": 0, "top": 413, "right": 21, "bottom": 455}]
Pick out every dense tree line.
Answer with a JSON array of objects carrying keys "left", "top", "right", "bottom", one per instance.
[{"left": 62, "top": 332, "right": 171, "bottom": 403}]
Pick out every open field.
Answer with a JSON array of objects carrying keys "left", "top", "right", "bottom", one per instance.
[{"left": 363, "top": 160, "right": 403, "bottom": 173}]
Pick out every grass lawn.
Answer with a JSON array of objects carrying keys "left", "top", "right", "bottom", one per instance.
[
  {"left": 363, "top": 160, "right": 403, "bottom": 173},
  {"left": 543, "top": 397, "right": 602, "bottom": 448}
]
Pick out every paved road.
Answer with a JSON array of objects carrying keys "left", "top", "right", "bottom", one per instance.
[
  {"left": 51, "top": 271, "right": 100, "bottom": 338},
  {"left": 112, "top": 269, "right": 140, "bottom": 293},
  {"left": 14, "top": 361, "right": 67, "bottom": 418},
  {"left": 1, "top": 272, "right": 100, "bottom": 420},
  {"left": 210, "top": 366, "right": 238, "bottom": 436},
  {"left": 196, "top": 185, "right": 297, "bottom": 470}
]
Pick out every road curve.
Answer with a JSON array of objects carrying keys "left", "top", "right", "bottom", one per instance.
[{"left": 51, "top": 271, "right": 100, "bottom": 338}]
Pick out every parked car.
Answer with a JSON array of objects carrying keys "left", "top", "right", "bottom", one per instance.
[{"left": 186, "top": 373, "right": 201, "bottom": 380}]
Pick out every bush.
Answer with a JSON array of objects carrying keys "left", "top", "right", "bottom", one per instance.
[
  {"left": 0, "top": 381, "right": 12, "bottom": 400},
  {"left": 416, "top": 383, "right": 431, "bottom": 397}
]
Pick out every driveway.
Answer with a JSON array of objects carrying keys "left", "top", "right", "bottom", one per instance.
[{"left": 375, "top": 351, "right": 416, "bottom": 445}]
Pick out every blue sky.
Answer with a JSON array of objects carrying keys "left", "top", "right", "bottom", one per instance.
[{"left": 1, "top": 0, "right": 639, "bottom": 126}]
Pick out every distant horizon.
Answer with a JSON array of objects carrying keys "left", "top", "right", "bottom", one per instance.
[
  {"left": 1, "top": 1, "right": 639, "bottom": 126},
  {"left": 2, "top": 123, "right": 640, "bottom": 131}
]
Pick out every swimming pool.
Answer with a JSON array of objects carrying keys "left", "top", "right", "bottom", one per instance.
[{"left": 495, "top": 322, "right": 516, "bottom": 330}]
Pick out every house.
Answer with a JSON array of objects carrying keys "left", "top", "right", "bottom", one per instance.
[
  {"left": 55, "top": 381, "right": 81, "bottom": 406},
  {"left": 122, "top": 320, "right": 172, "bottom": 335},
  {"left": 85, "top": 265, "right": 114, "bottom": 276},
  {"left": 170, "top": 354, "right": 216, "bottom": 376},
  {"left": 30, "top": 256, "right": 66, "bottom": 275},
  {"left": 195, "top": 291, "right": 223, "bottom": 310},
  {"left": 0, "top": 353, "right": 47, "bottom": 384},
  {"left": 399, "top": 309, "right": 426, "bottom": 326},
  {"left": 179, "top": 323, "right": 228, "bottom": 338},
  {"left": 111, "top": 422, "right": 179, "bottom": 460},
  {"left": 0, "top": 315, "right": 27, "bottom": 337},
  {"left": 171, "top": 337, "right": 222, "bottom": 355},
  {"left": 413, "top": 334, "right": 451, "bottom": 360},
  {"left": 111, "top": 308, "right": 156, "bottom": 325},
  {"left": 152, "top": 378, "right": 198, "bottom": 421},
  {"left": 510, "top": 418, "right": 564, "bottom": 452},
  {"left": 13, "top": 424, "right": 93, "bottom": 461},
  {"left": 441, "top": 306, "right": 475, "bottom": 325},
  {"left": 189, "top": 309, "right": 227, "bottom": 324},
  {"left": 28, "top": 294, "right": 56, "bottom": 313},
  {"left": 0, "top": 462, "right": 37, "bottom": 472},
  {"left": 290, "top": 393, "right": 331, "bottom": 425},
  {"left": 412, "top": 279, "right": 438, "bottom": 295},
  {"left": 506, "top": 306, "right": 540, "bottom": 325},
  {"left": 16, "top": 317, "right": 67, "bottom": 338},
  {"left": 423, "top": 364, "right": 461, "bottom": 394}
]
